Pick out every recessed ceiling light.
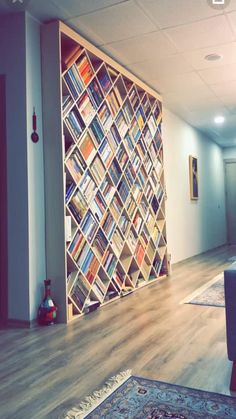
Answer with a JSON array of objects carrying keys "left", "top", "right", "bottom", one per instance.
[
  {"left": 204, "top": 53, "right": 222, "bottom": 61},
  {"left": 214, "top": 115, "right": 225, "bottom": 124}
]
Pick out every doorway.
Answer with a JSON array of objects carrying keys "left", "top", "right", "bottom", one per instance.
[
  {"left": 0, "top": 75, "right": 8, "bottom": 325},
  {"left": 225, "top": 160, "right": 236, "bottom": 245}
]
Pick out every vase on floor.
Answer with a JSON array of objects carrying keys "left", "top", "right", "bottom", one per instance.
[{"left": 38, "top": 279, "right": 57, "bottom": 325}]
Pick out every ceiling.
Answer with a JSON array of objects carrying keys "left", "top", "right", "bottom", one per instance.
[{"left": 1, "top": 0, "right": 236, "bottom": 147}]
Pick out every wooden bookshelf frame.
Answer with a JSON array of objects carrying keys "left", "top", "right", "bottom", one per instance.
[{"left": 41, "top": 21, "right": 167, "bottom": 323}]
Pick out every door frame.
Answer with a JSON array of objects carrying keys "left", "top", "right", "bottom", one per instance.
[
  {"left": 224, "top": 159, "right": 236, "bottom": 245},
  {"left": 0, "top": 75, "right": 8, "bottom": 325}
]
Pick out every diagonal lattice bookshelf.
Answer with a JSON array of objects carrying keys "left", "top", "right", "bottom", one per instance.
[{"left": 41, "top": 21, "right": 168, "bottom": 323}]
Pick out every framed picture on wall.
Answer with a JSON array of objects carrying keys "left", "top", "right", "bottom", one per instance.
[{"left": 189, "top": 155, "right": 199, "bottom": 200}]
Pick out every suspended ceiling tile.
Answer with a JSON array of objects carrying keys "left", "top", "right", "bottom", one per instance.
[
  {"left": 183, "top": 42, "right": 236, "bottom": 70},
  {"left": 128, "top": 54, "right": 193, "bottom": 81},
  {"left": 149, "top": 71, "right": 206, "bottom": 94},
  {"left": 164, "top": 15, "right": 235, "bottom": 52},
  {"left": 52, "top": 0, "right": 128, "bottom": 17},
  {"left": 67, "top": 1, "right": 157, "bottom": 44},
  {"left": 136, "top": 0, "right": 224, "bottom": 29},
  {"left": 102, "top": 31, "right": 178, "bottom": 65},
  {"left": 183, "top": 99, "right": 226, "bottom": 113},
  {"left": 198, "top": 63, "right": 236, "bottom": 84},
  {"left": 210, "top": 80, "right": 236, "bottom": 96}
]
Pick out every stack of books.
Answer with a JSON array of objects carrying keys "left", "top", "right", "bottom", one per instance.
[
  {"left": 77, "top": 92, "right": 96, "bottom": 124},
  {"left": 101, "top": 212, "right": 116, "bottom": 240},
  {"left": 66, "top": 150, "right": 84, "bottom": 184},
  {"left": 129, "top": 87, "right": 139, "bottom": 112},
  {"left": 81, "top": 211, "right": 98, "bottom": 243},
  {"left": 93, "top": 228, "right": 108, "bottom": 258},
  {"left": 88, "top": 78, "right": 103, "bottom": 108},
  {"left": 107, "top": 89, "right": 120, "bottom": 117},
  {"left": 68, "top": 231, "right": 85, "bottom": 263},
  {"left": 135, "top": 242, "right": 145, "bottom": 266},
  {"left": 90, "top": 191, "right": 106, "bottom": 221},
  {"left": 64, "top": 64, "right": 84, "bottom": 99},
  {"left": 117, "top": 177, "right": 129, "bottom": 203},
  {"left": 116, "top": 111, "right": 128, "bottom": 138},
  {"left": 66, "top": 109, "right": 85, "bottom": 139},
  {"left": 97, "top": 68, "right": 112, "bottom": 94},
  {"left": 68, "top": 189, "right": 87, "bottom": 224},
  {"left": 99, "top": 138, "right": 113, "bottom": 168},
  {"left": 77, "top": 53, "right": 94, "bottom": 85},
  {"left": 79, "top": 132, "right": 96, "bottom": 165},
  {"left": 103, "top": 250, "right": 117, "bottom": 277},
  {"left": 89, "top": 117, "right": 104, "bottom": 145},
  {"left": 109, "top": 159, "right": 122, "bottom": 185},
  {"left": 98, "top": 103, "right": 112, "bottom": 130},
  {"left": 79, "top": 171, "right": 97, "bottom": 204}
]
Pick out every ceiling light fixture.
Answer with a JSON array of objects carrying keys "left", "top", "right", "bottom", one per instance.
[
  {"left": 214, "top": 115, "right": 225, "bottom": 124},
  {"left": 204, "top": 53, "right": 222, "bottom": 61}
]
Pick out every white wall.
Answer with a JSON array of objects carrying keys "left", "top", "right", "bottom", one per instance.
[
  {"left": 26, "top": 13, "right": 46, "bottom": 320},
  {"left": 162, "top": 108, "right": 227, "bottom": 264},
  {"left": 223, "top": 147, "right": 236, "bottom": 160},
  {"left": 0, "top": 12, "right": 46, "bottom": 322},
  {"left": 0, "top": 13, "right": 29, "bottom": 321}
]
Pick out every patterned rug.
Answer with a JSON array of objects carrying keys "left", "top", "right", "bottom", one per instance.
[
  {"left": 180, "top": 273, "right": 225, "bottom": 307},
  {"left": 65, "top": 371, "right": 236, "bottom": 418}
]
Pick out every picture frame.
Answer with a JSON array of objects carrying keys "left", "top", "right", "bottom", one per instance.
[{"left": 189, "top": 155, "right": 199, "bottom": 200}]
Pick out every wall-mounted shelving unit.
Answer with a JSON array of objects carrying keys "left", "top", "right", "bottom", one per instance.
[{"left": 41, "top": 21, "right": 167, "bottom": 323}]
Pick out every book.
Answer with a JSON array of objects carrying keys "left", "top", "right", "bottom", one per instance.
[
  {"left": 79, "top": 131, "right": 96, "bottom": 164},
  {"left": 99, "top": 138, "right": 113, "bottom": 168},
  {"left": 106, "top": 89, "right": 120, "bottom": 117},
  {"left": 76, "top": 53, "right": 94, "bottom": 85},
  {"left": 97, "top": 67, "right": 112, "bottom": 94},
  {"left": 77, "top": 92, "right": 96, "bottom": 124},
  {"left": 89, "top": 116, "right": 104, "bottom": 145},
  {"left": 88, "top": 78, "right": 103, "bottom": 108},
  {"left": 65, "top": 216, "right": 72, "bottom": 242}
]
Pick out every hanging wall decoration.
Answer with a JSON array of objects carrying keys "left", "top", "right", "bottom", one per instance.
[{"left": 189, "top": 155, "right": 199, "bottom": 200}]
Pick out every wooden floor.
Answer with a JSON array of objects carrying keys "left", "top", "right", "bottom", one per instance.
[{"left": 1, "top": 245, "right": 236, "bottom": 419}]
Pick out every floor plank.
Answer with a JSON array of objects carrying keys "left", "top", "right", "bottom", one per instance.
[{"left": 1, "top": 245, "right": 236, "bottom": 419}]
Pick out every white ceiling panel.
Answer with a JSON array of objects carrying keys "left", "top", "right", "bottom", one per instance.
[
  {"left": 67, "top": 1, "right": 157, "bottom": 45},
  {"left": 52, "top": 0, "right": 128, "bottom": 18},
  {"left": 165, "top": 15, "right": 235, "bottom": 52},
  {"left": 102, "top": 31, "right": 178, "bottom": 65},
  {"left": 164, "top": 86, "right": 217, "bottom": 105},
  {"left": 226, "top": 10, "right": 236, "bottom": 34},
  {"left": 183, "top": 99, "right": 227, "bottom": 113},
  {"left": 209, "top": 80, "right": 236, "bottom": 96},
  {"left": 128, "top": 54, "right": 193, "bottom": 82},
  {"left": 183, "top": 42, "right": 236, "bottom": 70},
  {"left": 150, "top": 71, "right": 206, "bottom": 94},
  {"left": 199, "top": 63, "right": 236, "bottom": 84},
  {"left": 136, "top": 0, "right": 224, "bottom": 29}
]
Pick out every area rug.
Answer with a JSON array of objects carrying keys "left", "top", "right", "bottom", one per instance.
[
  {"left": 65, "top": 370, "right": 236, "bottom": 418},
  {"left": 180, "top": 273, "right": 225, "bottom": 307}
]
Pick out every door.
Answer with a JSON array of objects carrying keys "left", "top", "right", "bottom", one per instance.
[
  {"left": 225, "top": 161, "right": 236, "bottom": 244},
  {"left": 0, "top": 75, "right": 8, "bottom": 325}
]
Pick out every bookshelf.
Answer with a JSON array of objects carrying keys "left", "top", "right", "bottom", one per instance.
[{"left": 41, "top": 21, "right": 168, "bottom": 323}]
